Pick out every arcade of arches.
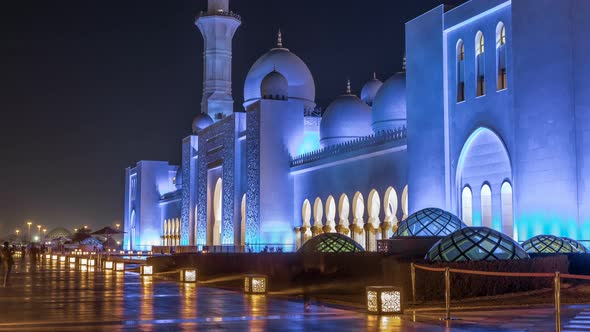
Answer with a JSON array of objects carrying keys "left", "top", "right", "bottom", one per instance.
[{"left": 295, "top": 185, "right": 408, "bottom": 251}]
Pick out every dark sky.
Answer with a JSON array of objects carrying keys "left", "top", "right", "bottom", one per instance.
[{"left": 0, "top": 0, "right": 465, "bottom": 236}]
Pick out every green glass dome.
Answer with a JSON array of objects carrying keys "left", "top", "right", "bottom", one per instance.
[
  {"left": 393, "top": 208, "right": 466, "bottom": 237},
  {"left": 561, "top": 237, "right": 588, "bottom": 253},
  {"left": 298, "top": 233, "right": 365, "bottom": 253},
  {"left": 522, "top": 235, "right": 577, "bottom": 254},
  {"left": 426, "top": 227, "right": 529, "bottom": 262}
]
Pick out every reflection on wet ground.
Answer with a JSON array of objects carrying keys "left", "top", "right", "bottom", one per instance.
[{"left": 0, "top": 261, "right": 434, "bottom": 331}]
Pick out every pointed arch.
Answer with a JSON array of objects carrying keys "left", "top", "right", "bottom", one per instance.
[
  {"left": 313, "top": 197, "right": 324, "bottom": 235},
  {"left": 475, "top": 30, "right": 485, "bottom": 96},
  {"left": 481, "top": 184, "right": 492, "bottom": 228},
  {"left": 383, "top": 187, "right": 398, "bottom": 238},
  {"left": 337, "top": 194, "right": 350, "bottom": 236},
  {"left": 302, "top": 199, "right": 312, "bottom": 228},
  {"left": 461, "top": 186, "right": 473, "bottom": 226},
  {"left": 501, "top": 181, "right": 515, "bottom": 239},
  {"left": 352, "top": 192, "right": 366, "bottom": 249},
  {"left": 496, "top": 22, "right": 507, "bottom": 90},
  {"left": 401, "top": 185, "right": 409, "bottom": 220},
  {"left": 456, "top": 39, "right": 465, "bottom": 102},
  {"left": 325, "top": 195, "right": 336, "bottom": 233},
  {"left": 212, "top": 178, "right": 223, "bottom": 246},
  {"left": 367, "top": 189, "right": 381, "bottom": 229}
]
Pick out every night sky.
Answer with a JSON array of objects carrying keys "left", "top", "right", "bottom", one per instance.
[{"left": 0, "top": 0, "right": 466, "bottom": 236}]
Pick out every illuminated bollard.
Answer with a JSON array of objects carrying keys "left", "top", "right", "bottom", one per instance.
[
  {"left": 88, "top": 258, "right": 96, "bottom": 267},
  {"left": 366, "top": 286, "right": 403, "bottom": 315},
  {"left": 45, "top": 254, "right": 51, "bottom": 260},
  {"left": 244, "top": 275, "right": 268, "bottom": 294},
  {"left": 179, "top": 268, "right": 197, "bottom": 283},
  {"left": 59, "top": 256, "right": 66, "bottom": 263},
  {"left": 79, "top": 258, "right": 88, "bottom": 266},
  {"left": 52, "top": 255, "right": 58, "bottom": 261},
  {"left": 115, "top": 262, "right": 125, "bottom": 272},
  {"left": 140, "top": 265, "right": 153, "bottom": 276},
  {"left": 69, "top": 256, "right": 77, "bottom": 264},
  {"left": 103, "top": 261, "right": 114, "bottom": 271}
]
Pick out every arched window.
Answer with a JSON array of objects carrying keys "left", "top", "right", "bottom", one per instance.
[
  {"left": 475, "top": 31, "right": 485, "bottom": 97},
  {"left": 480, "top": 184, "right": 492, "bottom": 228},
  {"left": 461, "top": 186, "right": 473, "bottom": 226},
  {"left": 496, "top": 22, "right": 507, "bottom": 90},
  {"left": 501, "top": 181, "right": 514, "bottom": 239},
  {"left": 456, "top": 40, "right": 465, "bottom": 102}
]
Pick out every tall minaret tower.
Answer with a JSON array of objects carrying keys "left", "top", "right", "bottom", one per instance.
[{"left": 195, "top": 0, "right": 241, "bottom": 121}]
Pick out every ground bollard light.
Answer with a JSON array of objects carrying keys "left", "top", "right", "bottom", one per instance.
[
  {"left": 244, "top": 275, "right": 268, "bottom": 294},
  {"left": 115, "top": 262, "right": 125, "bottom": 272},
  {"left": 45, "top": 254, "right": 51, "bottom": 260},
  {"left": 179, "top": 268, "right": 197, "bottom": 283},
  {"left": 366, "top": 286, "right": 402, "bottom": 315},
  {"left": 79, "top": 258, "right": 88, "bottom": 266},
  {"left": 69, "top": 256, "right": 77, "bottom": 264},
  {"left": 59, "top": 256, "right": 66, "bottom": 263},
  {"left": 104, "top": 261, "right": 114, "bottom": 270},
  {"left": 88, "top": 258, "right": 96, "bottom": 267},
  {"left": 52, "top": 255, "right": 58, "bottom": 261},
  {"left": 140, "top": 265, "right": 153, "bottom": 276}
]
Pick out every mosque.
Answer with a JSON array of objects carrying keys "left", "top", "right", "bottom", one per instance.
[{"left": 124, "top": 0, "right": 590, "bottom": 252}]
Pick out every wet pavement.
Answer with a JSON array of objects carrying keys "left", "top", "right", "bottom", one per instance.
[{"left": 1, "top": 260, "right": 590, "bottom": 331}]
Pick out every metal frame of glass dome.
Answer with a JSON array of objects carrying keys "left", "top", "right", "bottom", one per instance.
[
  {"left": 562, "top": 237, "right": 588, "bottom": 253},
  {"left": 394, "top": 208, "right": 466, "bottom": 237},
  {"left": 298, "top": 233, "right": 364, "bottom": 253},
  {"left": 522, "top": 235, "right": 576, "bottom": 254},
  {"left": 426, "top": 227, "right": 529, "bottom": 262}
]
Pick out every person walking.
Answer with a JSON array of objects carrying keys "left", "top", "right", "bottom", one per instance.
[{"left": 1, "top": 242, "right": 15, "bottom": 287}]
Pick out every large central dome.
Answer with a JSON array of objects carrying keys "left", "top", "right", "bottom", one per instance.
[{"left": 243, "top": 33, "right": 315, "bottom": 111}]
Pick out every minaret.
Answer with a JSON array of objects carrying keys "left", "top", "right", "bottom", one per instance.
[{"left": 195, "top": 0, "right": 241, "bottom": 121}]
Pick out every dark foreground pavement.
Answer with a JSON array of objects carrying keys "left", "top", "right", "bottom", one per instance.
[{"left": 1, "top": 260, "right": 590, "bottom": 331}]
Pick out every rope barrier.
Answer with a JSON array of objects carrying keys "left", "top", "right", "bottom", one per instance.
[{"left": 413, "top": 263, "right": 590, "bottom": 280}]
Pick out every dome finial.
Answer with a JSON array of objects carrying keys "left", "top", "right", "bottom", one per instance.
[
  {"left": 277, "top": 29, "right": 283, "bottom": 48},
  {"left": 346, "top": 79, "right": 352, "bottom": 94}
]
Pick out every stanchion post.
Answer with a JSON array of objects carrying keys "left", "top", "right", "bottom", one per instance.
[
  {"left": 445, "top": 267, "right": 451, "bottom": 320},
  {"left": 555, "top": 271, "right": 561, "bottom": 332},
  {"left": 411, "top": 263, "right": 416, "bottom": 303}
]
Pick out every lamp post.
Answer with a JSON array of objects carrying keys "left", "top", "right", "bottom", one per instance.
[
  {"left": 15, "top": 229, "right": 20, "bottom": 244},
  {"left": 27, "top": 221, "right": 32, "bottom": 243},
  {"left": 115, "top": 224, "right": 120, "bottom": 230},
  {"left": 37, "top": 225, "right": 41, "bottom": 241}
]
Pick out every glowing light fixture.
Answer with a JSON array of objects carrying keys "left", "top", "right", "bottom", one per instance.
[
  {"left": 244, "top": 275, "right": 268, "bottom": 294},
  {"left": 45, "top": 254, "right": 51, "bottom": 260},
  {"left": 79, "top": 258, "right": 88, "bottom": 266},
  {"left": 366, "top": 286, "right": 402, "bottom": 314},
  {"left": 104, "top": 261, "right": 114, "bottom": 270},
  {"left": 88, "top": 258, "right": 96, "bottom": 267},
  {"left": 179, "top": 268, "right": 197, "bottom": 283},
  {"left": 115, "top": 262, "right": 125, "bottom": 272},
  {"left": 69, "top": 257, "right": 76, "bottom": 264},
  {"left": 140, "top": 265, "right": 153, "bottom": 276},
  {"left": 59, "top": 256, "right": 66, "bottom": 263},
  {"left": 52, "top": 255, "right": 58, "bottom": 261}
]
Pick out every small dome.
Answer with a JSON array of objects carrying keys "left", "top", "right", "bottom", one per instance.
[
  {"left": 393, "top": 208, "right": 466, "bottom": 237},
  {"left": 298, "top": 233, "right": 365, "bottom": 253},
  {"left": 174, "top": 167, "right": 183, "bottom": 190},
  {"left": 320, "top": 83, "right": 372, "bottom": 147},
  {"left": 426, "top": 227, "right": 529, "bottom": 262},
  {"left": 562, "top": 237, "right": 588, "bottom": 253},
  {"left": 260, "top": 69, "right": 288, "bottom": 100},
  {"left": 244, "top": 33, "right": 315, "bottom": 110},
  {"left": 522, "top": 235, "right": 577, "bottom": 254},
  {"left": 360, "top": 73, "right": 383, "bottom": 106},
  {"left": 372, "top": 72, "right": 406, "bottom": 132},
  {"left": 192, "top": 113, "right": 214, "bottom": 134}
]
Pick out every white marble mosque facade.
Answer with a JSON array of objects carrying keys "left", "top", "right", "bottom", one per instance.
[{"left": 124, "top": 0, "right": 590, "bottom": 252}]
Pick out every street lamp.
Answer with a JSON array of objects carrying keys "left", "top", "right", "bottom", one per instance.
[
  {"left": 115, "top": 224, "right": 120, "bottom": 230},
  {"left": 37, "top": 225, "right": 41, "bottom": 240},
  {"left": 27, "top": 221, "right": 32, "bottom": 243},
  {"left": 15, "top": 229, "right": 20, "bottom": 244}
]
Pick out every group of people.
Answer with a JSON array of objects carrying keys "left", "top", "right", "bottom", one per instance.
[{"left": 0, "top": 242, "right": 44, "bottom": 287}]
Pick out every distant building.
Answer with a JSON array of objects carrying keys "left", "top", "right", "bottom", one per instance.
[{"left": 124, "top": 0, "right": 590, "bottom": 251}]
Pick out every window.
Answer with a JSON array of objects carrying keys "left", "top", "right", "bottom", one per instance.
[
  {"left": 501, "top": 181, "right": 514, "bottom": 239},
  {"left": 475, "top": 31, "right": 485, "bottom": 97},
  {"left": 457, "top": 40, "right": 465, "bottom": 102},
  {"left": 496, "top": 22, "right": 507, "bottom": 91},
  {"left": 461, "top": 186, "right": 473, "bottom": 226},
  {"left": 481, "top": 184, "right": 492, "bottom": 228}
]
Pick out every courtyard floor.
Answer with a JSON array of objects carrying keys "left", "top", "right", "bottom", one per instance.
[{"left": 1, "top": 260, "right": 590, "bottom": 331}]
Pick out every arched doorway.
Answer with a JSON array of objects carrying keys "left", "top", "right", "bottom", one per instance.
[
  {"left": 457, "top": 128, "right": 512, "bottom": 236},
  {"left": 212, "top": 178, "right": 223, "bottom": 246}
]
